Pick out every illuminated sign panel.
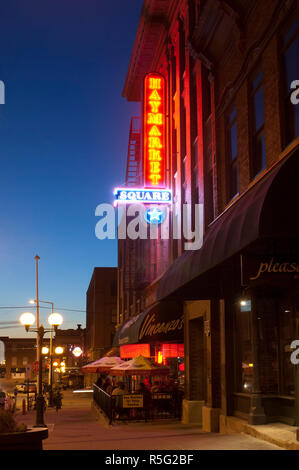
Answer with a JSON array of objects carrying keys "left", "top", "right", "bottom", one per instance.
[
  {"left": 143, "top": 72, "right": 166, "bottom": 188},
  {"left": 120, "top": 343, "right": 151, "bottom": 359},
  {"left": 114, "top": 187, "right": 172, "bottom": 204}
]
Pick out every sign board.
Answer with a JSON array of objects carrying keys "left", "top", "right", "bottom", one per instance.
[
  {"left": 122, "top": 394, "right": 143, "bottom": 408},
  {"left": 243, "top": 256, "right": 299, "bottom": 284},
  {"left": 139, "top": 311, "right": 184, "bottom": 343},
  {"left": 114, "top": 188, "right": 171, "bottom": 205},
  {"left": 143, "top": 72, "right": 166, "bottom": 188}
]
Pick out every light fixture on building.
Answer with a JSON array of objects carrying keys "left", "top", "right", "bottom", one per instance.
[
  {"left": 72, "top": 347, "right": 83, "bottom": 357},
  {"left": 240, "top": 298, "right": 251, "bottom": 312}
]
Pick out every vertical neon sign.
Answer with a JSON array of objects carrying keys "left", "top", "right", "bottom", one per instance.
[{"left": 143, "top": 72, "right": 166, "bottom": 188}]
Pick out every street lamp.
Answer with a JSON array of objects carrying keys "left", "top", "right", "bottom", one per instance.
[
  {"left": 29, "top": 299, "right": 56, "bottom": 406},
  {"left": 72, "top": 347, "right": 83, "bottom": 358},
  {"left": 19, "top": 311, "right": 63, "bottom": 427}
]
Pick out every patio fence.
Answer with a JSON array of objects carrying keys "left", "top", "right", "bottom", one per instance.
[
  {"left": 93, "top": 384, "right": 113, "bottom": 424},
  {"left": 93, "top": 384, "right": 183, "bottom": 424}
]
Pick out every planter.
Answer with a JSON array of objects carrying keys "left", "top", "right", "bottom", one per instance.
[{"left": 0, "top": 427, "right": 48, "bottom": 450}]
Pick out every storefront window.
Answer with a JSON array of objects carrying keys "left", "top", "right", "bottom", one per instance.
[
  {"left": 256, "top": 290, "right": 298, "bottom": 396},
  {"left": 256, "top": 297, "right": 279, "bottom": 393},
  {"left": 280, "top": 309, "right": 295, "bottom": 396},
  {"left": 234, "top": 301, "right": 253, "bottom": 393},
  {"left": 278, "top": 292, "right": 298, "bottom": 396}
]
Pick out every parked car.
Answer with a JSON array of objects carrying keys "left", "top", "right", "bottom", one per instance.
[
  {"left": 15, "top": 383, "right": 26, "bottom": 393},
  {"left": 15, "top": 382, "right": 37, "bottom": 393}
]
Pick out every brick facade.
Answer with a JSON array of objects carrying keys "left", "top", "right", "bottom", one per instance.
[{"left": 118, "top": 0, "right": 299, "bottom": 428}]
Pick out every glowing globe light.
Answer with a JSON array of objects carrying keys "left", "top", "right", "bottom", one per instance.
[
  {"left": 55, "top": 346, "right": 64, "bottom": 355},
  {"left": 19, "top": 312, "right": 35, "bottom": 331},
  {"left": 48, "top": 312, "right": 63, "bottom": 328},
  {"left": 72, "top": 347, "right": 82, "bottom": 357}
]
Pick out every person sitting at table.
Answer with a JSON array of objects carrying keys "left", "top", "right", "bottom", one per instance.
[
  {"left": 95, "top": 376, "right": 103, "bottom": 388},
  {"left": 103, "top": 377, "right": 113, "bottom": 395},
  {"left": 150, "top": 380, "right": 161, "bottom": 393},
  {"left": 112, "top": 382, "right": 127, "bottom": 418},
  {"left": 138, "top": 382, "right": 152, "bottom": 420},
  {"left": 143, "top": 378, "right": 151, "bottom": 390}
]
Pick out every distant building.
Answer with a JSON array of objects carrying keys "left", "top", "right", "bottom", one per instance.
[
  {"left": 54, "top": 325, "right": 85, "bottom": 367},
  {"left": 0, "top": 336, "right": 49, "bottom": 380},
  {"left": 54, "top": 324, "right": 86, "bottom": 388},
  {"left": 85, "top": 267, "right": 118, "bottom": 362},
  {"left": 0, "top": 325, "right": 85, "bottom": 384}
]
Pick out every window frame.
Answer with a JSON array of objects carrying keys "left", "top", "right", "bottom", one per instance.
[
  {"left": 279, "top": 15, "right": 299, "bottom": 147},
  {"left": 225, "top": 106, "right": 239, "bottom": 202},
  {"left": 249, "top": 68, "right": 266, "bottom": 180}
]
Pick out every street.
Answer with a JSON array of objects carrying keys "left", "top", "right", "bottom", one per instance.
[{"left": 7, "top": 386, "right": 284, "bottom": 451}]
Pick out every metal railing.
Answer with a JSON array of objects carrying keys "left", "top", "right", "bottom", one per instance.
[
  {"left": 93, "top": 385, "right": 183, "bottom": 424},
  {"left": 93, "top": 384, "right": 113, "bottom": 424}
]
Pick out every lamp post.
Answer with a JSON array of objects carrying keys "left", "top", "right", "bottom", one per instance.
[
  {"left": 30, "top": 299, "right": 55, "bottom": 406},
  {"left": 52, "top": 346, "right": 64, "bottom": 390},
  {"left": 34, "top": 255, "right": 40, "bottom": 391},
  {"left": 19, "top": 311, "right": 63, "bottom": 427}
]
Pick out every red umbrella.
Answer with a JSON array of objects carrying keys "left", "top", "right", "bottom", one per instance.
[
  {"left": 82, "top": 356, "right": 124, "bottom": 373},
  {"left": 109, "top": 355, "right": 169, "bottom": 376}
]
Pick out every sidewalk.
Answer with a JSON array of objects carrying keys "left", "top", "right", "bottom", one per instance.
[
  {"left": 220, "top": 415, "right": 299, "bottom": 451},
  {"left": 14, "top": 390, "right": 285, "bottom": 450}
]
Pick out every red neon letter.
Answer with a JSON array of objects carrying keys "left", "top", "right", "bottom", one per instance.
[{"left": 143, "top": 73, "right": 166, "bottom": 188}]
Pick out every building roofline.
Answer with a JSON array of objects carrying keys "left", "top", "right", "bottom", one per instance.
[{"left": 122, "top": 0, "right": 172, "bottom": 102}]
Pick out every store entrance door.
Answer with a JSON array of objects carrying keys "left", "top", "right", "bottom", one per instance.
[{"left": 189, "top": 317, "right": 205, "bottom": 401}]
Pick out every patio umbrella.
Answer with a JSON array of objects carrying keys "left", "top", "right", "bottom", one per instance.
[
  {"left": 109, "top": 355, "right": 169, "bottom": 376},
  {"left": 82, "top": 356, "right": 124, "bottom": 373}
]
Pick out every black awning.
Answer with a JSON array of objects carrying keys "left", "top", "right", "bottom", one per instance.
[
  {"left": 113, "top": 309, "right": 149, "bottom": 347},
  {"left": 157, "top": 145, "right": 299, "bottom": 300},
  {"left": 113, "top": 301, "right": 183, "bottom": 347}
]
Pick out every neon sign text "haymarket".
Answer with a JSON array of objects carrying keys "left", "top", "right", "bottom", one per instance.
[{"left": 143, "top": 72, "right": 166, "bottom": 188}]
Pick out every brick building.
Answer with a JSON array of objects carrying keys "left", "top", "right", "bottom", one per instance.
[
  {"left": 85, "top": 267, "right": 118, "bottom": 362},
  {"left": 53, "top": 325, "right": 86, "bottom": 387},
  {"left": 115, "top": 0, "right": 299, "bottom": 431},
  {"left": 0, "top": 326, "right": 85, "bottom": 384},
  {"left": 0, "top": 336, "right": 49, "bottom": 380}
]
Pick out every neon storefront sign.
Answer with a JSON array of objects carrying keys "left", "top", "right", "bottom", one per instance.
[
  {"left": 143, "top": 72, "right": 166, "bottom": 188},
  {"left": 114, "top": 187, "right": 171, "bottom": 204}
]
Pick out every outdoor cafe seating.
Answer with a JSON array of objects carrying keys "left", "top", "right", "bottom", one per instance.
[{"left": 83, "top": 355, "right": 183, "bottom": 423}]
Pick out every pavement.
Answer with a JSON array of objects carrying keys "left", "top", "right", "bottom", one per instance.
[{"left": 11, "top": 389, "right": 288, "bottom": 451}]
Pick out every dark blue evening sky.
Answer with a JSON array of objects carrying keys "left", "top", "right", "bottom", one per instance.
[{"left": 0, "top": 0, "right": 142, "bottom": 341}]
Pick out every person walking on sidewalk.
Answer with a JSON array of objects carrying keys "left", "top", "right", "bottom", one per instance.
[{"left": 52, "top": 387, "right": 63, "bottom": 413}]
